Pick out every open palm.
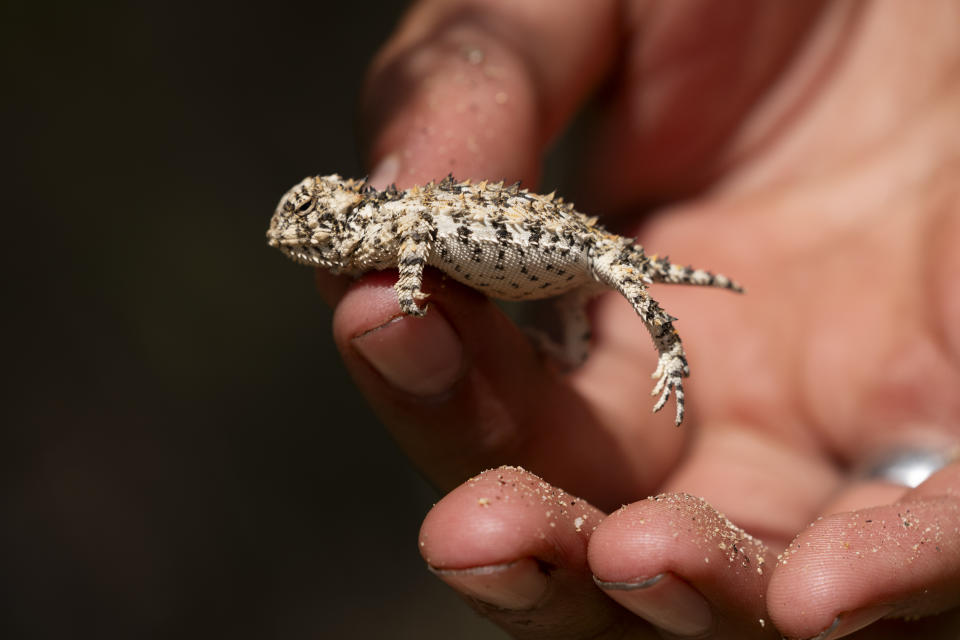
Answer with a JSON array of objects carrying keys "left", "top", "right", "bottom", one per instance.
[{"left": 319, "top": 1, "right": 960, "bottom": 637}]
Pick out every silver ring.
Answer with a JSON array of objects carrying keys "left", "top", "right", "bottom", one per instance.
[{"left": 855, "top": 447, "right": 957, "bottom": 488}]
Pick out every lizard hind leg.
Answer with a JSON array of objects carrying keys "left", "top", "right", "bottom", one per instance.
[
  {"left": 597, "top": 260, "right": 690, "bottom": 425},
  {"left": 518, "top": 288, "right": 597, "bottom": 369},
  {"left": 533, "top": 287, "right": 600, "bottom": 367},
  {"left": 555, "top": 287, "right": 599, "bottom": 366}
]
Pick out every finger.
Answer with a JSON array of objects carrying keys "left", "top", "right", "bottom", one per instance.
[
  {"left": 420, "top": 466, "right": 654, "bottom": 639},
  {"left": 579, "top": 1, "right": 834, "bottom": 207},
  {"left": 360, "top": 0, "right": 618, "bottom": 188},
  {"left": 590, "top": 492, "right": 781, "bottom": 639},
  {"left": 656, "top": 423, "right": 842, "bottom": 549},
  {"left": 331, "top": 270, "right": 685, "bottom": 507},
  {"left": 767, "top": 461, "right": 960, "bottom": 639},
  {"left": 816, "top": 435, "right": 960, "bottom": 516},
  {"left": 314, "top": 269, "right": 351, "bottom": 307}
]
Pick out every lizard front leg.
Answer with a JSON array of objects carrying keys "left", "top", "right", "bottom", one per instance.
[{"left": 394, "top": 212, "right": 435, "bottom": 317}]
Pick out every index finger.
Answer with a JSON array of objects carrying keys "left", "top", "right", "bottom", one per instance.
[{"left": 359, "top": 0, "right": 619, "bottom": 188}]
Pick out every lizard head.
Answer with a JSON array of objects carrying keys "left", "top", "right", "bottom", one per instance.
[{"left": 266, "top": 174, "right": 365, "bottom": 269}]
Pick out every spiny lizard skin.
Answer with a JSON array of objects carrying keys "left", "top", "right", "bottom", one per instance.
[{"left": 267, "top": 174, "right": 743, "bottom": 425}]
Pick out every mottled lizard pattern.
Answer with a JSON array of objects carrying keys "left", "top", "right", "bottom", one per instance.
[{"left": 267, "top": 174, "right": 743, "bottom": 425}]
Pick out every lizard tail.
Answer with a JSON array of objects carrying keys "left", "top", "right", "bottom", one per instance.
[{"left": 644, "top": 255, "right": 744, "bottom": 293}]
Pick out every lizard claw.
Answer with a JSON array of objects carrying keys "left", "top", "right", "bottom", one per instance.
[
  {"left": 651, "top": 349, "right": 688, "bottom": 425},
  {"left": 397, "top": 289, "right": 430, "bottom": 317}
]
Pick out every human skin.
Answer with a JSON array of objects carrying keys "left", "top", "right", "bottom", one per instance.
[{"left": 318, "top": 1, "right": 960, "bottom": 638}]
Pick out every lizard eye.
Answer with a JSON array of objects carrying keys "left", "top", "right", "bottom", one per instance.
[{"left": 294, "top": 198, "right": 315, "bottom": 214}]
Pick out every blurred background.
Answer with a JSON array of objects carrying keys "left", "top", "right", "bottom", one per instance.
[{"left": 4, "top": 1, "right": 506, "bottom": 637}]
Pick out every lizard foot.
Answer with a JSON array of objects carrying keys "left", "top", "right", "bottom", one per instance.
[{"left": 651, "top": 347, "right": 689, "bottom": 425}]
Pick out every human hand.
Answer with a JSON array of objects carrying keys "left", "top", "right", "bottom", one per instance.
[{"left": 321, "top": 1, "right": 960, "bottom": 637}]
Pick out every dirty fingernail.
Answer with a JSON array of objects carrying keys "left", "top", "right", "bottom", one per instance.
[
  {"left": 431, "top": 558, "right": 549, "bottom": 610},
  {"left": 803, "top": 604, "right": 895, "bottom": 640},
  {"left": 352, "top": 308, "right": 464, "bottom": 396},
  {"left": 368, "top": 153, "right": 400, "bottom": 189},
  {"left": 596, "top": 572, "right": 712, "bottom": 637}
]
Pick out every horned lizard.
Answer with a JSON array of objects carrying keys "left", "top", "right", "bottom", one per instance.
[{"left": 267, "top": 174, "right": 742, "bottom": 425}]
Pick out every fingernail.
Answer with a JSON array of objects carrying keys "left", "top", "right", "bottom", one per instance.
[
  {"left": 368, "top": 153, "right": 400, "bottom": 189},
  {"left": 430, "top": 558, "right": 550, "bottom": 610},
  {"left": 803, "top": 604, "right": 895, "bottom": 640},
  {"left": 352, "top": 309, "right": 464, "bottom": 396},
  {"left": 595, "top": 572, "right": 712, "bottom": 637}
]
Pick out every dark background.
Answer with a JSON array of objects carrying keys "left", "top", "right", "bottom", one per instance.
[{"left": 4, "top": 1, "right": 505, "bottom": 637}]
